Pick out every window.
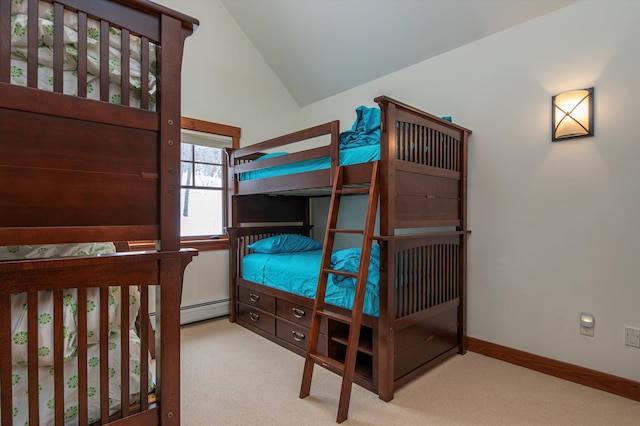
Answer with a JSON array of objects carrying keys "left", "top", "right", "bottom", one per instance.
[
  {"left": 128, "top": 118, "right": 239, "bottom": 252},
  {"left": 180, "top": 143, "right": 225, "bottom": 237}
]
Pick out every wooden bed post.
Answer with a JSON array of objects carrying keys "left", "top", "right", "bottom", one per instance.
[{"left": 377, "top": 237, "right": 395, "bottom": 402}]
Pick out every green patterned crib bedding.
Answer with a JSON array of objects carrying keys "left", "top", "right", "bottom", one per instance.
[
  {"left": 8, "top": 0, "right": 157, "bottom": 109},
  {"left": 0, "top": 242, "right": 152, "bottom": 425}
]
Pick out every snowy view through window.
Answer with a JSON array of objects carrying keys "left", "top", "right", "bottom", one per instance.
[{"left": 180, "top": 143, "right": 224, "bottom": 237}]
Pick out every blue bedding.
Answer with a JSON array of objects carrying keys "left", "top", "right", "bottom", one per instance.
[
  {"left": 241, "top": 106, "right": 381, "bottom": 181},
  {"left": 242, "top": 249, "right": 380, "bottom": 317},
  {"left": 240, "top": 144, "right": 380, "bottom": 181}
]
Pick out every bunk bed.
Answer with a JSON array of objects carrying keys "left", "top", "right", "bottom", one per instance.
[
  {"left": 228, "top": 96, "right": 472, "bottom": 401},
  {"left": 0, "top": 1, "right": 198, "bottom": 425}
]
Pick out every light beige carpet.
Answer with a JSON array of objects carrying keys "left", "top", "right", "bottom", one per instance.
[{"left": 180, "top": 318, "right": 640, "bottom": 425}]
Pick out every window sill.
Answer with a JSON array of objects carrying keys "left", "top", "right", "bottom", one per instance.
[{"left": 128, "top": 238, "right": 229, "bottom": 252}]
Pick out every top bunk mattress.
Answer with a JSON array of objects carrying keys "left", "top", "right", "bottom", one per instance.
[
  {"left": 240, "top": 144, "right": 380, "bottom": 181},
  {"left": 240, "top": 105, "right": 381, "bottom": 181}
]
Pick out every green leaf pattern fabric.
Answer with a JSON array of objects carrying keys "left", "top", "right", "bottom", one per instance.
[
  {"left": 10, "top": 330, "right": 148, "bottom": 426},
  {"left": 1, "top": 242, "right": 150, "bottom": 423},
  {"left": 9, "top": 0, "right": 157, "bottom": 109}
]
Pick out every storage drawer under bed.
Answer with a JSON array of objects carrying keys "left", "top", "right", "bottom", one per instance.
[
  {"left": 238, "top": 285, "right": 276, "bottom": 313},
  {"left": 238, "top": 303, "right": 275, "bottom": 335},
  {"left": 275, "top": 318, "right": 327, "bottom": 355},
  {"left": 393, "top": 305, "right": 459, "bottom": 380},
  {"left": 276, "top": 298, "right": 313, "bottom": 328}
]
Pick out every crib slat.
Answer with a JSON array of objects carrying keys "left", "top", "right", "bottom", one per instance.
[
  {"left": 27, "top": 0, "right": 38, "bottom": 88},
  {"left": 77, "top": 12, "right": 88, "bottom": 98},
  {"left": 0, "top": 0, "right": 10, "bottom": 83},
  {"left": 77, "top": 287, "right": 89, "bottom": 426},
  {"left": 99, "top": 287, "right": 109, "bottom": 424},
  {"left": 140, "top": 36, "right": 149, "bottom": 110},
  {"left": 53, "top": 2, "right": 64, "bottom": 93},
  {"left": 121, "top": 28, "right": 131, "bottom": 106},
  {"left": 100, "top": 20, "right": 109, "bottom": 102},
  {"left": 140, "top": 286, "right": 149, "bottom": 411},
  {"left": 121, "top": 286, "right": 130, "bottom": 418},
  {"left": 53, "top": 289, "right": 64, "bottom": 425},
  {"left": 0, "top": 294, "right": 12, "bottom": 426},
  {"left": 27, "top": 292, "right": 39, "bottom": 426}
]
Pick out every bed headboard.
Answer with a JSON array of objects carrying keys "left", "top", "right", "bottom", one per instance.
[{"left": 0, "top": 0, "right": 199, "bottom": 249}]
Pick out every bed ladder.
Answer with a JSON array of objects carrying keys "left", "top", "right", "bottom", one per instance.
[{"left": 300, "top": 161, "right": 380, "bottom": 424}]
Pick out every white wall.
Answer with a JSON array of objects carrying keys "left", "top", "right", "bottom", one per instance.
[
  {"left": 154, "top": 0, "right": 640, "bottom": 381},
  {"left": 300, "top": 0, "right": 640, "bottom": 381},
  {"left": 153, "top": 0, "right": 300, "bottom": 322}
]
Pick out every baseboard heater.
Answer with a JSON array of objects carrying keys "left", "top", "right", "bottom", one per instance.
[{"left": 149, "top": 299, "right": 230, "bottom": 326}]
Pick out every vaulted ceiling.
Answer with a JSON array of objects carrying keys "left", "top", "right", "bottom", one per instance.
[{"left": 221, "top": 0, "right": 578, "bottom": 106}]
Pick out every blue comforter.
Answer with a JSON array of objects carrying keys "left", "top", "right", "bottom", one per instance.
[
  {"left": 242, "top": 249, "right": 380, "bottom": 317},
  {"left": 240, "top": 106, "right": 382, "bottom": 181}
]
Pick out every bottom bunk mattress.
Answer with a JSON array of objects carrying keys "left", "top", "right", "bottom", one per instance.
[{"left": 241, "top": 246, "right": 380, "bottom": 317}]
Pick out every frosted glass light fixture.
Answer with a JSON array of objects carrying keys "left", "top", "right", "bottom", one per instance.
[{"left": 552, "top": 87, "right": 594, "bottom": 141}]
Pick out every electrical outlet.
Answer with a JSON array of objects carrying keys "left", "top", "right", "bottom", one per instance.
[
  {"left": 625, "top": 327, "right": 640, "bottom": 348},
  {"left": 580, "top": 325, "right": 594, "bottom": 337}
]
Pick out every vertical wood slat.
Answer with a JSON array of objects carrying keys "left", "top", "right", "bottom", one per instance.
[
  {"left": 76, "top": 12, "right": 88, "bottom": 98},
  {"left": 27, "top": 0, "right": 38, "bottom": 88},
  {"left": 100, "top": 20, "right": 110, "bottom": 102},
  {"left": 120, "top": 28, "right": 130, "bottom": 106},
  {"left": 0, "top": 0, "right": 11, "bottom": 83},
  {"left": 0, "top": 294, "right": 12, "bottom": 426},
  {"left": 52, "top": 2, "right": 64, "bottom": 93},
  {"left": 77, "top": 288, "right": 89, "bottom": 426},
  {"left": 99, "top": 287, "right": 109, "bottom": 424},
  {"left": 140, "top": 286, "right": 149, "bottom": 411},
  {"left": 53, "top": 290, "right": 64, "bottom": 425},
  {"left": 140, "top": 37, "right": 149, "bottom": 110},
  {"left": 121, "top": 286, "right": 130, "bottom": 418},
  {"left": 27, "top": 292, "right": 39, "bottom": 426}
]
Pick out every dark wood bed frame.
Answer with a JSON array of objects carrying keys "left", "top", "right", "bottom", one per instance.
[
  {"left": 228, "top": 96, "right": 472, "bottom": 401},
  {"left": 0, "top": 1, "right": 197, "bottom": 424}
]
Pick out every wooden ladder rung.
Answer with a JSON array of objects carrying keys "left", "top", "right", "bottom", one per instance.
[
  {"left": 336, "top": 187, "right": 370, "bottom": 195},
  {"left": 317, "top": 309, "right": 353, "bottom": 325},
  {"left": 310, "top": 353, "right": 345, "bottom": 371},
  {"left": 329, "top": 228, "right": 364, "bottom": 235},
  {"left": 322, "top": 268, "right": 357, "bottom": 279}
]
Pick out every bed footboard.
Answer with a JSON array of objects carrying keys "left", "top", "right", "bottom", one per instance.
[{"left": 376, "top": 230, "right": 468, "bottom": 400}]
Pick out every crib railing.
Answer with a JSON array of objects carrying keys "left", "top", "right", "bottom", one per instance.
[
  {"left": 1, "top": 0, "right": 158, "bottom": 109},
  {"left": 0, "top": 273, "right": 153, "bottom": 425}
]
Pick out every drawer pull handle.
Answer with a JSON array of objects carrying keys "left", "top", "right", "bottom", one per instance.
[
  {"left": 292, "top": 307, "right": 305, "bottom": 319},
  {"left": 249, "top": 293, "right": 260, "bottom": 303},
  {"left": 249, "top": 312, "right": 260, "bottom": 322},
  {"left": 291, "top": 331, "right": 305, "bottom": 342}
]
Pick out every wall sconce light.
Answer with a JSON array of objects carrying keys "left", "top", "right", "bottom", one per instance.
[{"left": 552, "top": 87, "right": 594, "bottom": 141}]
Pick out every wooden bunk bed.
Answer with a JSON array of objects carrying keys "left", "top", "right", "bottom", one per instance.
[
  {"left": 228, "top": 96, "right": 472, "bottom": 402},
  {"left": 0, "top": 1, "right": 197, "bottom": 425}
]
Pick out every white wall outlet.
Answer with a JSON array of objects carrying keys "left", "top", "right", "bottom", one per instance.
[
  {"left": 580, "top": 325, "right": 594, "bottom": 337},
  {"left": 625, "top": 326, "right": 640, "bottom": 348}
]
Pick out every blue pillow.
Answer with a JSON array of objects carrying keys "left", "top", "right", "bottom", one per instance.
[
  {"left": 329, "top": 245, "right": 380, "bottom": 292},
  {"left": 247, "top": 234, "right": 322, "bottom": 254}
]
